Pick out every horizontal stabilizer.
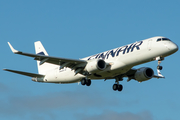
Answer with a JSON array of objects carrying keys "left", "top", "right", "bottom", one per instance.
[{"left": 3, "top": 69, "right": 45, "bottom": 78}]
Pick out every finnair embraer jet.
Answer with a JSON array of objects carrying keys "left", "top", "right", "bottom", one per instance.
[{"left": 4, "top": 36, "right": 178, "bottom": 92}]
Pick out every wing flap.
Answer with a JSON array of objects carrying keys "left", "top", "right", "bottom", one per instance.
[{"left": 3, "top": 69, "right": 45, "bottom": 77}]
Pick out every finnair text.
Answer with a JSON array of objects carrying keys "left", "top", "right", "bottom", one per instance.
[{"left": 87, "top": 41, "right": 143, "bottom": 60}]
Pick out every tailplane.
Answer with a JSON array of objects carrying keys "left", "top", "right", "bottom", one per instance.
[{"left": 34, "top": 41, "right": 57, "bottom": 75}]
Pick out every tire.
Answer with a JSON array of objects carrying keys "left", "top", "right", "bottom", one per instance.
[
  {"left": 157, "top": 66, "right": 163, "bottom": 70},
  {"left": 118, "top": 84, "right": 123, "bottom": 92},
  {"left": 86, "top": 79, "right": 91, "bottom": 86},
  {"left": 81, "top": 78, "right": 86, "bottom": 85},
  {"left": 113, "top": 84, "right": 118, "bottom": 91}
]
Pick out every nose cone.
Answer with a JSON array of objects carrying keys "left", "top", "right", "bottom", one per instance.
[{"left": 169, "top": 42, "right": 178, "bottom": 53}]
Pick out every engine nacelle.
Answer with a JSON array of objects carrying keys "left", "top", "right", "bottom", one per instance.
[
  {"left": 134, "top": 67, "right": 154, "bottom": 82},
  {"left": 85, "top": 59, "right": 106, "bottom": 73}
]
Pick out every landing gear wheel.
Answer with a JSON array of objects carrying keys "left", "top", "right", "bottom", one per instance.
[
  {"left": 81, "top": 78, "right": 91, "bottom": 86},
  {"left": 113, "top": 84, "right": 118, "bottom": 91},
  {"left": 86, "top": 79, "right": 91, "bottom": 86},
  {"left": 113, "top": 84, "right": 123, "bottom": 91},
  {"left": 118, "top": 84, "right": 123, "bottom": 91},
  {"left": 157, "top": 66, "right": 163, "bottom": 70},
  {"left": 81, "top": 78, "right": 86, "bottom": 85}
]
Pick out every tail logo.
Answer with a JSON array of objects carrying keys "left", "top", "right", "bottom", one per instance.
[{"left": 37, "top": 52, "right": 45, "bottom": 55}]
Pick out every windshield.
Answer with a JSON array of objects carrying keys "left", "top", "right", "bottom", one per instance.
[
  {"left": 162, "top": 38, "right": 171, "bottom": 41},
  {"left": 157, "top": 38, "right": 171, "bottom": 42},
  {"left": 157, "top": 38, "right": 161, "bottom": 42}
]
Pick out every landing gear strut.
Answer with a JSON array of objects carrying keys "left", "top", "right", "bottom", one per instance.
[
  {"left": 156, "top": 57, "right": 164, "bottom": 70},
  {"left": 156, "top": 56, "right": 165, "bottom": 78},
  {"left": 157, "top": 58, "right": 163, "bottom": 70},
  {"left": 81, "top": 78, "right": 91, "bottom": 86}
]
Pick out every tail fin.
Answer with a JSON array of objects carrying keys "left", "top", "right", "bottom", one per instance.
[{"left": 34, "top": 41, "right": 57, "bottom": 75}]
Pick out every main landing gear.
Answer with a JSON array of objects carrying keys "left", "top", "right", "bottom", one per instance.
[
  {"left": 81, "top": 78, "right": 91, "bottom": 86},
  {"left": 112, "top": 77, "right": 123, "bottom": 92},
  {"left": 81, "top": 77, "right": 123, "bottom": 92},
  {"left": 113, "top": 84, "right": 123, "bottom": 92}
]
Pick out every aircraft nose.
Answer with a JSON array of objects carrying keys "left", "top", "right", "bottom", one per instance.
[{"left": 169, "top": 42, "right": 178, "bottom": 52}]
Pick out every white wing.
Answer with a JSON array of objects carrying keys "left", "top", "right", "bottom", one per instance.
[{"left": 8, "top": 42, "right": 87, "bottom": 74}]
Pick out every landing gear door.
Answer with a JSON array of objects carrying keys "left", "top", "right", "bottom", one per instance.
[{"left": 147, "top": 39, "right": 152, "bottom": 51}]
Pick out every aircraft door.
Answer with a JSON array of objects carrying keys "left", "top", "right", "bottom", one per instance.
[{"left": 147, "top": 39, "right": 152, "bottom": 51}]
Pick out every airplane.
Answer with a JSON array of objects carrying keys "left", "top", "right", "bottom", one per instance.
[{"left": 3, "top": 36, "right": 178, "bottom": 92}]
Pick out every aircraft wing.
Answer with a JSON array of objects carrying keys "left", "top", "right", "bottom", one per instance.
[
  {"left": 8, "top": 42, "right": 87, "bottom": 71},
  {"left": 3, "top": 69, "right": 45, "bottom": 77}
]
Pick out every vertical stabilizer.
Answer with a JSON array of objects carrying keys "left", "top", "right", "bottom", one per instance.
[{"left": 34, "top": 41, "right": 57, "bottom": 75}]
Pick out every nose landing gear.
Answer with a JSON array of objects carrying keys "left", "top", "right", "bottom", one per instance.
[
  {"left": 157, "top": 58, "right": 163, "bottom": 70},
  {"left": 156, "top": 57, "right": 165, "bottom": 78},
  {"left": 157, "top": 65, "right": 163, "bottom": 70}
]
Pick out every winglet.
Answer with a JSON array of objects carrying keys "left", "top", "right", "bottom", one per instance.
[{"left": 8, "top": 42, "right": 19, "bottom": 53}]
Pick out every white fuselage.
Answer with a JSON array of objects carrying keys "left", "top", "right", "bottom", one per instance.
[{"left": 43, "top": 36, "right": 178, "bottom": 83}]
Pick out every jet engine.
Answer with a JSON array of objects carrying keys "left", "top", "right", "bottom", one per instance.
[
  {"left": 134, "top": 67, "right": 154, "bottom": 82},
  {"left": 85, "top": 59, "right": 106, "bottom": 73}
]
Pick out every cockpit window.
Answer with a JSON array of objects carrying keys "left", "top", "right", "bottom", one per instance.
[
  {"left": 162, "top": 38, "right": 171, "bottom": 41},
  {"left": 157, "top": 38, "right": 171, "bottom": 42},
  {"left": 157, "top": 38, "right": 161, "bottom": 42}
]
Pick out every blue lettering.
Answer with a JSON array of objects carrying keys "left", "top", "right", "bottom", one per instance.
[
  {"left": 87, "top": 54, "right": 97, "bottom": 60},
  {"left": 87, "top": 41, "right": 143, "bottom": 60},
  {"left": 131, "top": 41, "right": 143, "bottom": 52},
  {"left": 126, "top": 43, "right": 134, "bottom": 53},
  {"left": 116, "top": 46, "right": 128, "bottom": 56},
  {"left": 106, "top": 48, "right": 119, "bottom": 59},
  {"left": 95, "top": 54, "right": 100, "bottom": 59},
  {"left": 87, "top": 57, "right": 91, "bottom": 60},
  {"left": 99, "top": 51, "right": 109, "bottom": 59}
]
